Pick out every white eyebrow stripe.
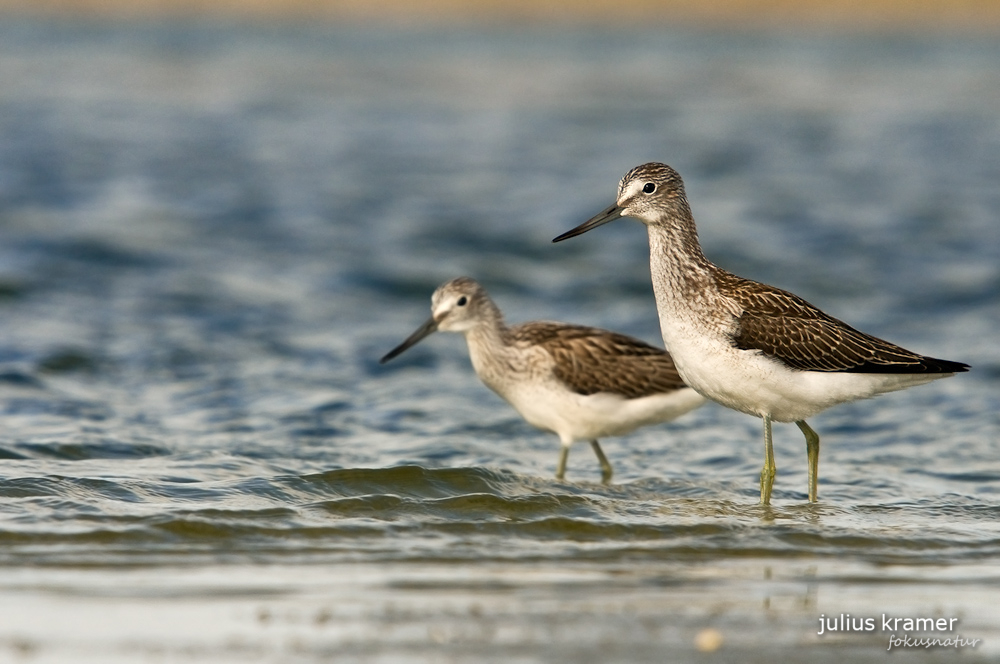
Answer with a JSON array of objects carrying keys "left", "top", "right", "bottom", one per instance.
[{"left": 620, "top": 178, "right": 645, "bottom": 201}]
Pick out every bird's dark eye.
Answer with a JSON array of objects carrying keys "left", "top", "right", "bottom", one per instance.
[
  {"left": 642, "top": 182, "right": 656, "bottom": 194},
  {"left": 457, "top": 296, "right": 468, "bottom": 306}
]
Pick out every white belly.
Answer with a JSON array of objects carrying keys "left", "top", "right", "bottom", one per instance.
[
  {"left": 660, "top": 318, "right": 949, "bottom": 423},
  {"left": 496, "top": 379, "right": 705, "bottom": 444}
]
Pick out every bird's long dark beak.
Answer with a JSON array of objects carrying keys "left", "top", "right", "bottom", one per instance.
[
  {"left": 379, "top": 317, "right": 438, "bottom": 363},
  {"left": 552, "top": 205, "right": 625, "bottom": 243}
]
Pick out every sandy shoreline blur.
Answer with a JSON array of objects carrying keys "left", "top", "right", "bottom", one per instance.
[{"left": 2, "top": 0, "right": 1000, "bottom": 32}]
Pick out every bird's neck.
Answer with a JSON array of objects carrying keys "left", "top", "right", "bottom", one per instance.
[
  {"left": 646, "top": 213, "right": 716, "bottom": 304},
  {"left": 463, "top": 305, "right": 515, "bottom": 389}
]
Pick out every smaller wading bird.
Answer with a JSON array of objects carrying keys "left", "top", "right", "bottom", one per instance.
[
  {"left": 554, "top": 162, "right": 970, "bottom": 503},
  {"left": 380, "top": 277, "right": 705, "bottom": 484}
]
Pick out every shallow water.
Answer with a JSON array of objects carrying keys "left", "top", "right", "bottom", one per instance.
[{"left": 0, "top": 21, "right": 998, "bottom": 662}]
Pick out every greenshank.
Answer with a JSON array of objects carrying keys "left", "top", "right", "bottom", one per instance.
[
  {"left": 380, "top": 277, "right": 705, "bottom": 484},
  {"left": 554, "top": 163, "right": 969, "bottom": 503}
]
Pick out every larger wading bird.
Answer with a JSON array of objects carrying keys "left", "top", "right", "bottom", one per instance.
[{"left": 554, "top": 163, "right": 968, "bottom": 503}]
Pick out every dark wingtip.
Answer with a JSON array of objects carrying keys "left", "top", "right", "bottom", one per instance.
[
  {"left": 842, "top": 357, "right": 971, "bottom": 374},
  {"left": 916, "top": 356, "right": 971, "bottom": 373},
  {"left": 936, "top": 359, "right": 971, "bottom": 373}
]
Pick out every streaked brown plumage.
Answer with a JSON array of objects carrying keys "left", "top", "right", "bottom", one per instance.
[
  {"left": 720, "top": 272, "right": 968, "bottom": 374},
  {"left": 511, "top": 323, "right": 687, "bottom": 398}
]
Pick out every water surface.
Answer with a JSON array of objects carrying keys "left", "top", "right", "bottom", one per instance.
[{"left": 0, "top": 21, "right": 998, "bottom": 662}]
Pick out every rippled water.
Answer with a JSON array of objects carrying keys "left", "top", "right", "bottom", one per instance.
[{"left": 0, "top": 20, "right": 998, "bottom": 662}]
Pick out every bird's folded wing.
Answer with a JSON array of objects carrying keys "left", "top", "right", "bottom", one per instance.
[
  {"left": 514, "top": 323, "right": 689, "bottom": 397},
  {"left": 727, "top": 279, "right": 969, "bottom": 374}
]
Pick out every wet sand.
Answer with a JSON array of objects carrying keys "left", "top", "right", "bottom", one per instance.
[{"left": 1, "top": 0, "right": 1000, "bottom": 31}]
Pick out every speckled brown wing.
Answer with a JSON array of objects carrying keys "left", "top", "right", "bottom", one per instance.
[
  {"left": 721, "top": 273, "right": 969, "bottom": 374},
  {"left": 510, "top": 323, "right": 689, "bottom": 398}
]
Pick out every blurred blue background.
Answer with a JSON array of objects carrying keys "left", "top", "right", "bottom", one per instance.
[{"left": 0, "top": 18, "right": 998, "bottom": 663}]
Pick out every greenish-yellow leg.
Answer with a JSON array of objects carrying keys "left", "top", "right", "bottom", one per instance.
[
  {"left": 590, "top": 440, "right": 613, "bottom": 485},
  {"left": 555, "top": 445, "right": 569, "bottom": 481},
  {"left": 760, "top": 414, "right": 776, "bottom": 505},
  {"left": 796, "top": 420, "right": 820, "bottom": 502}
]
